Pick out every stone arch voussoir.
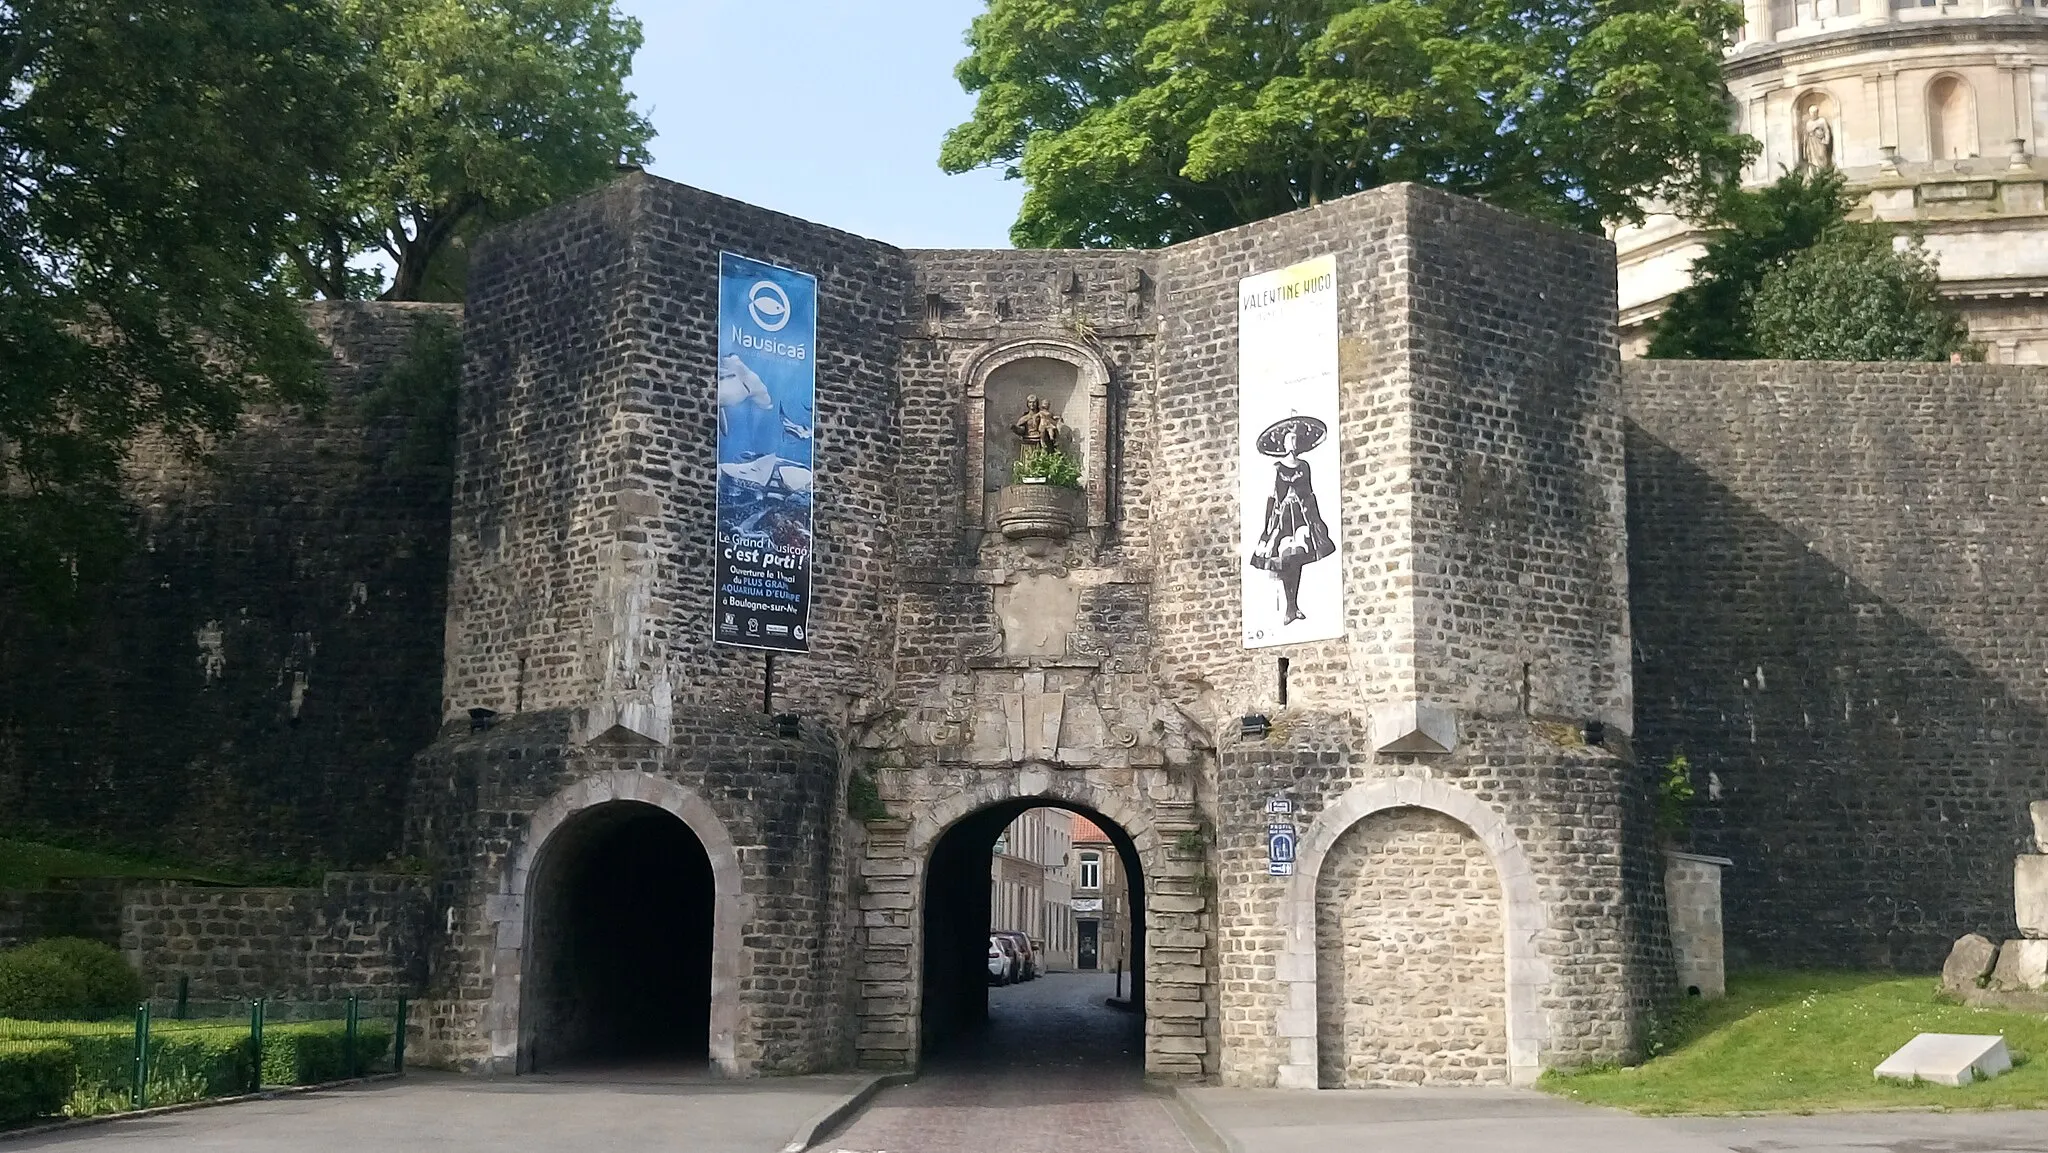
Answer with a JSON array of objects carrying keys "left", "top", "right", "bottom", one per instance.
[{"left": 1275, "top": 776, "right": 1549, "bottom": 1088}]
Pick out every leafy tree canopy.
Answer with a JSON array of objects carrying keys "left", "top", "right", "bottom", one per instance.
[
  {"left": 1, "top": 0, "right": 355, "bottom": 613},
  {"left": 1748, "top": 226, "right": 1973, "bottom": 362},
  {"left": 941, "top": 0, "right": 1755, "bottom": 247},
  {"left": 1647, "top": 168, "right": 1973, "bottom": 362},
  {"left": 294, "top": 0, "right": 654, "bottom": 301},
  {"left": 1645, "top": 168, "right": 1851, "bottom": 359}
]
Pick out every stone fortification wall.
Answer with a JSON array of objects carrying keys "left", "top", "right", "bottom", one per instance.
[
  {"left": 854, "top": 245, "right": 1205, "bottom": 1075},
  {"left": 122, "top": 873, "right": 428, "bottom": 1012},
  {"left": 1152, "top": 184, "right": 1658, "bottom": 1087},
  {"left": 404, "top": 711, "right": 853, "bottom": 1073},
  {"left": 0, "top": 880, "right": 127, "bottom": 951},
  {"left": 444, "top": 174, "right": 909, "bottom": 735},
  {"left": 0, "top": 302, "right": 456, "bottom": 867},
  {"left": 415, "top": 176, "right": 890, "bottom": 1074},
  {"left": 1626, "top": 359, "right": 2048, "bottom": 968}
]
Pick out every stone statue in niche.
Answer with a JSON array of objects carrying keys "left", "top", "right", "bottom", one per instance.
[
  {"left": 1799, "top": 107, "right": 1834, "bottom": 172},
  {"left": 1012, "top": 394, "right": 1065, "bottom": 455}
]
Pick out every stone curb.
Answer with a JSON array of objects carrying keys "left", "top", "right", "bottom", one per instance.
[
  {"left": 0, "top": 1072, "right": 403, "bottom": 1143},
  {"left": 783, "top": 1071, "right": 916, "bottom": 1153},
  {"left": 1147, "top": 1081, "right": 1242, "bottom": 1153}
]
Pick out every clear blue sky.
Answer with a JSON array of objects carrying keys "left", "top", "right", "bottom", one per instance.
[{"left": 614, "top": 1, "right": 1024, "bottom": 250}]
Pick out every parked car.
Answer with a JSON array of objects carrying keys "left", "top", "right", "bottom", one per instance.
[
  {"left": 987, "top": 935, "right": 1016, "bottom": 985},
  {"left": 992, "top": 930, "right": 1038, "bottom": 981}
]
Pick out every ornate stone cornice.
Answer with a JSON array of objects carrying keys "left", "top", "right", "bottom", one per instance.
[{"left": 1727, "top": 16, "right": 2048, "bottom": 80}]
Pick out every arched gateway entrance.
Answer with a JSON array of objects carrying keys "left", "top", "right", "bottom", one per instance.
[
  {"left": 485, "top": 772, "right": 744, "bottom": 1075},
  {"left": 918, "top": 798, "right": 1147, "bottom": 1064}
]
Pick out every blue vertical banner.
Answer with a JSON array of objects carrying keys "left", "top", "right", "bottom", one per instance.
[{"left": 714, "top": 252, "right": 817, "bottom": 652}]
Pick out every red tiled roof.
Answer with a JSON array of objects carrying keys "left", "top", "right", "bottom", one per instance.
[{"left": 1070, "top": 813, "right": 1109, "bottom": 842}]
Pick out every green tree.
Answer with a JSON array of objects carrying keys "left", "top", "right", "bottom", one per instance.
[
  {"left": 1, "top": 0, "right": 355, "bottom": 613},
  {"left": 293, "top": 0, "right": 654, "bottom": 302},
  {"left": 941, "top": 0, "right": 1755, "bottom": 247},
  {"left": 1645, "top": 168, "right": 1851, "bottom": 359},
  {"left": 1748, "top": 226, "right": 1973, "bottom": 362}
]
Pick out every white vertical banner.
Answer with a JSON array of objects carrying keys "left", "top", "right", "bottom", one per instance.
[{"left": 1239, "top": 254, "right": 1343, "bottom": 649}]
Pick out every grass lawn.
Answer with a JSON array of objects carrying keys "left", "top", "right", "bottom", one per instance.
[
  {"left": 0, "top": 837, "right": 232, "bottom": 890},
  {"left": 1542, "top": 971, "right": 2048, "bottom": 1115}
]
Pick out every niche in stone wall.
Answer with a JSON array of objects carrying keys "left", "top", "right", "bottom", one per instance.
[
  {"left": 1792, "top": 89, "right": 1841, "bottom": 171},
  {"left": 1927, "top": 74, "right": 1978, "bottom": 161},
  {"left": 964, "top": 339, "right": 1114, "bottom": 538}
]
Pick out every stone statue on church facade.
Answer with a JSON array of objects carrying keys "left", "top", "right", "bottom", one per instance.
[
  {"left": 1011, "top": 394, "right": 1065, "bottom": 455},
  {"left": 1799, "top": 107, "right": 1834, "bottom": 172}
]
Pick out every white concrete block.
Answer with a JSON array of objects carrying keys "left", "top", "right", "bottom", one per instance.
[
  {"left": 2031, "top": 801, "right": 2048, "bottom": 854},
  {"left": 1874, "top": 1033, "right": 2012, "bottom": 1086}
]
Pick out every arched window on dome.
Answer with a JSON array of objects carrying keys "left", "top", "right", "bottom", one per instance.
[{"left": 1926, "top": 75, "right": 1978, "bottom": 161}]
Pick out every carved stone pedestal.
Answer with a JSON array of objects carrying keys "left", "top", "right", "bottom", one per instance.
[{"left": 997, "top": 482, "right": 1081, "bottom": 541}]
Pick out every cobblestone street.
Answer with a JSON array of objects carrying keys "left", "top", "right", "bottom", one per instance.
[{"left": 823, "top": 971, "right": 1202, "bottom": 1153}]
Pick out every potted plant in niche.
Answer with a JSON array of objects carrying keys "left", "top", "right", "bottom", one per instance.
[{"left": 999, "top": 446, "right": 1083, "bottom": 541}]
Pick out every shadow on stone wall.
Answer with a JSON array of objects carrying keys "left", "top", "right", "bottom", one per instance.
[{"left": 1628, "top": 426, "right": 2046, "bottom": 969}]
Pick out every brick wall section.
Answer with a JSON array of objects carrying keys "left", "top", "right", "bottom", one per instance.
[
  {"left": 121, "top": 873, "right": 428, "bottom": 1010},
  {"left": 0, "top": 880, "right": 127, "bottom": 951},
  {"left": 1155, "top": 184, "right": 1663, "bottom": 1085},
  {"left": 1626, "top": 359, "right": 2048, "bottom": 967},
  {"left": 0, "top": 302, "right": 456, "bottom": 867},
  {"left": 1316, "top": 807, "right": 1507, "bottom": 1086},
  {"left": 403, "top": 709, "right": 858, "bottom": 1073},
  {"left": 1664, "top": 855, "right": 1728, "bottom": 997},
  {"left": 444, "top": 174, "right": 908, "bottom": 726}
]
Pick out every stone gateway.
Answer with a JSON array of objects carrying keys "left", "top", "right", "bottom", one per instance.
[
  {"left": 398, "top": 172, "right": 1647, "bottom": 1085},
  {"left": 11, "top": 168, "right": 2047, "bottom": 1090}
]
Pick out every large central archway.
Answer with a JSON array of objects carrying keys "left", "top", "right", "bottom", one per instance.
[{"left": 918, "top": 798, "right": 1148, "bottom": 1067}]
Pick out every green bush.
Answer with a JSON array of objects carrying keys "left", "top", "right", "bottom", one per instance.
[
  {"left": 0, "top": 1015, "right": 388, "bottom": 1118},
  {"left": 261, "top": 1020, "right": 392, "bottom": 1085},
  {"left": 0, "top": 1041, "right": 75, "bottom": 1126},
  {"left": 0, "top": 1020, "right": 250, "bottom": 1104},
  {"left": 1012, "top": 447, "right": 1082, "bottom": 488},
  {"left": 12, "top": 940, "right": 143, "bottom": 1021},
  {"left": 0, "top": 951, "right": 88, "bottom": 1022}
]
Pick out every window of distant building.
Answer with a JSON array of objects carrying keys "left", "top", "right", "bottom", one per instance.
[{"left": 1078, "top": 851, "right": 1101, "bottom": 891}]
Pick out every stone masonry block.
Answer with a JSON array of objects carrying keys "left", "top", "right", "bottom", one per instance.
[
  {"left": 1941, "top": 933, "right": 2000, "bottom": 993},
  {"left": 1991, "top": 939, "right": 2048, "bottom": 991},
  {"left": 2018, "top": 856, "right": 2048, "bottom": 939}
]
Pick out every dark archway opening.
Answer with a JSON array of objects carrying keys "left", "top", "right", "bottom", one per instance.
[
  {"left": 522, "top": 801, "right": 714, "bottom": 1072},
  {"left": 919, "top": 799, "right": 1146, "bottom": 1070}
]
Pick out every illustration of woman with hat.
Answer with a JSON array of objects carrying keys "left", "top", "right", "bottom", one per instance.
[{"left": 1249, "top": 415, "right": 1336, "bottom": 625}]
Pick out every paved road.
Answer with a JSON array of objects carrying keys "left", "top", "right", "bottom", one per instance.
[
  {"left": 1183, "top": 1086, "right": 2048, "bottom": 1153},
  {"left": 822, "top": 970, "right": 1202, "bottom": 1153},
  {"left": 5, "top": 1069, "right": 875, "bottom": 1153}
]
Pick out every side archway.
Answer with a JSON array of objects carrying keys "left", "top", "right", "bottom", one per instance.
[
  {"left": 1275, "top": 777, "right": 1549, "bottom": 1088},
  {"left": 482, "top": 771, "right": 747, "bottom": 1075}
]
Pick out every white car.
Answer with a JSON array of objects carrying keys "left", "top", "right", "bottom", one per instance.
[{"left": 987, "top": 936, "right": 1012, "bottom": 985}]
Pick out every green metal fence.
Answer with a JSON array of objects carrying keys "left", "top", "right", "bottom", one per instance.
[{"left": 0, "top": 993, "right": 409, "bottom": 1128}]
